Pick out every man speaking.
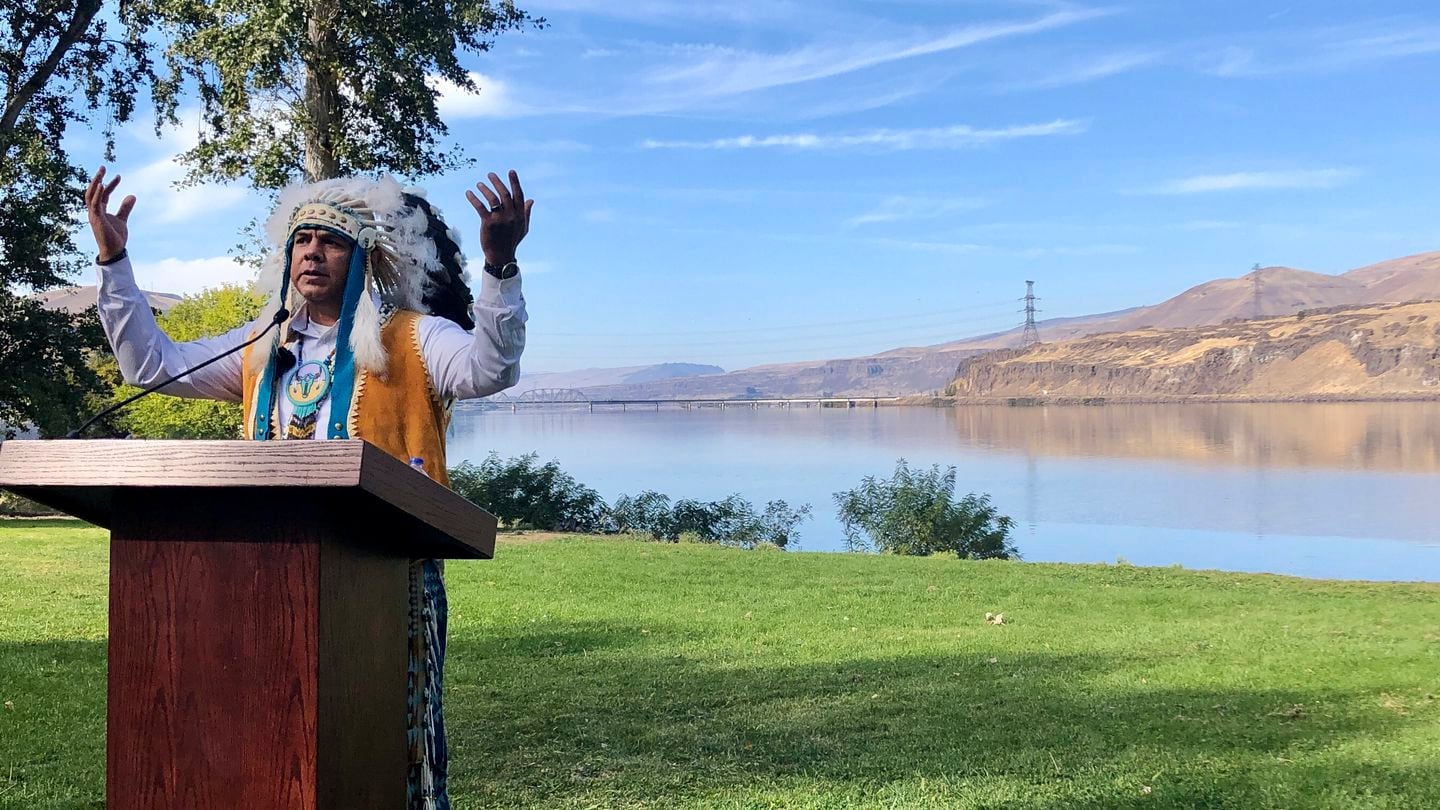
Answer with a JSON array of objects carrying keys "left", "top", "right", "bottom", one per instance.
[{"left": 85, "top": 166, "right": 531, "bottom": 809}]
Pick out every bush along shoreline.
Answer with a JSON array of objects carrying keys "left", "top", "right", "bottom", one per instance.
[{"left": 448, "top": 452, "right": 1016, "bottom": 557}]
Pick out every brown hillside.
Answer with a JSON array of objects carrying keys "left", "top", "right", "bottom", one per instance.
[
  {"left": 1342, "top": 250, "right": 1440, "bottom": 302},
  {"left": 930, "top": 251, "right": 1440, "bottom": 354},
  {"left": 1127, "top": 266, "right": 1365, "bottom": 327},
  {"left": 568, "top": 347, "right": 986, "bottom": 400},
  {"left": 950, "top": 301, "right": 1440, "bottom": 401},
  {"left": 32, "top": 284, "right": 182, "bottom": 314}
]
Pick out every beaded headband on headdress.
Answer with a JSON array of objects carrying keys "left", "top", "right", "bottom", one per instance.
[
  {"left": 289, "top": 202, "right": 373, "bottom": 245},
  {"left": 286, "top": 198, "right": 399, "bottom": 290}
]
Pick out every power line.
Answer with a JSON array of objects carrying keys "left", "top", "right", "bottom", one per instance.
[
  {"left": 529, "top": 321, "right": 1024, "bottom": 363},
  {"left": 540, "top": 299, "right": 1016, "bottom": 337},
  {"left": 531, "top": 311, "right": 1020, "bottom": 349}
]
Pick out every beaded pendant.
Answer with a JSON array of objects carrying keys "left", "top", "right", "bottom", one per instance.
[{"left": 286, "top": 357, "right": 334, "bottom": 420}]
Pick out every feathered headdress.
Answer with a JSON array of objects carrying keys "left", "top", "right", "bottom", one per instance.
[{"left": 247, "top": 176, "right": 476, "bottom": 440}]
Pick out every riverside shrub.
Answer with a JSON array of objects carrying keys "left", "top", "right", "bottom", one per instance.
[
  {"left": 834, "top": 459, "right": 1017, "bottom": 559},
  {"left": 449, "top": 452, "right": 610, "bottom": 532},
  {"left": 612, "top": 490, "right": 811, "bottom": 549},
  {"left": 448, "top": 453, "right": 811, "bottom": 547}
]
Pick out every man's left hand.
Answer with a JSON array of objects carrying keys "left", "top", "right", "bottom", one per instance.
[{"left": 466, "top": 170, "right": 532, "bottom": 267}]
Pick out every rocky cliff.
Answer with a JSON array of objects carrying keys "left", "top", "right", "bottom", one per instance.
[{"left": 950, "top": 301, "right": 1440, "bottom": 401}]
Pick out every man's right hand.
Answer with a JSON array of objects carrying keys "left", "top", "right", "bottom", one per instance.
[{"left": 85, "top": 166, "right": 136, "bottom": 263}]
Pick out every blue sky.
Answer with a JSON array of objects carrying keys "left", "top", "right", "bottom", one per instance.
[{"left": 92, "top": 0, "right": 1440, "bottom": 372}]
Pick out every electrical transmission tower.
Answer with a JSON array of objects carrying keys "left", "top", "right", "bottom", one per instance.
[
  {"left": 1020, "top": 280, "right": 1041, "bottom": 348},
  {"left": 1251, "top": 263, "right": 1263, "bottom": 319}
]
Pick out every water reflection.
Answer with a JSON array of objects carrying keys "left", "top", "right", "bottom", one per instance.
[
  {"left": 948, "top": 403, "right": 1440, "bottom": 471},
  {"left": 448, "top": 403, "right": 1440, "bottom": 580}
]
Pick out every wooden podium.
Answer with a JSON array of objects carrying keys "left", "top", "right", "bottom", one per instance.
[{"left": 0, "top": 440, "right": 497, "bottom": 809}]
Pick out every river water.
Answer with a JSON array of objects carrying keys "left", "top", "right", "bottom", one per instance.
[{"left": 448, "top": 402, "right": 1440, "bottom": 582}]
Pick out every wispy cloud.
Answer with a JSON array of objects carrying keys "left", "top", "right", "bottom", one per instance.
[
  {"left": 431, "top": 71, "right": 525, "bottom": 118},
  {"left": 1145, "top": 168, "right": 1358, "bottom": 194},
  {"left": 1201, "top": 21, "right": 1440, "bottom": 77},
  {"left": 641, "top": 119, "right": 1088, "bottom": 151},
  {"left": 443, "top": 7, "right": 1109, "bottom": 119},
  {"left": 1006, "top": 49, "right": 1161, "bottom": 90},
  {"left": 845, "top": 195, "right": 989, "bottom": 228},
  {"left": 646, "top": 8, "right": 1110, "bottom": 99}
]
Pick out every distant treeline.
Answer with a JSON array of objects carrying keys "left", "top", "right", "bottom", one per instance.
[{"left": 448, "top": 452, "right": 1016, "bottom": 559}]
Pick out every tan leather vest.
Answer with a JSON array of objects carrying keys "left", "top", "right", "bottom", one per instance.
[{"left": 242, "top": 310, "right": 451, "bottom": 487}]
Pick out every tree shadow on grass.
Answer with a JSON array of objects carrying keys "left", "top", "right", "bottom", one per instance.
[
  {"left": 2, "top": 628, "right": 1432, "bottom": 809},
  {"left": 444, "top": 620, "right": 1436, "bottom": 808}
]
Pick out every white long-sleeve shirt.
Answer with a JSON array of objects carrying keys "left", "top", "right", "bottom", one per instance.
[{"left": 97, "top": 255, "right": 526, "bottom": 436}]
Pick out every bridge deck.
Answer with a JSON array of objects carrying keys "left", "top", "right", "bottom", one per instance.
[{"left": 463, "top": 396, "right": 903, "bottom": 409}]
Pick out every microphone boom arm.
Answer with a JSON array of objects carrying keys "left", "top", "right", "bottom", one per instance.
[{"left": 65, "top": 308, "right": 290, "bottom": 439}]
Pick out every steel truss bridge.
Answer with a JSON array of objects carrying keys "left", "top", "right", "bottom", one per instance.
[{"left": 470, "top": 389, "right": 901, "bottom": 411}]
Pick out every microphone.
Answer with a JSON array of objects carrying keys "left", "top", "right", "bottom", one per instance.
[{"left": 65, "top": 307, "right": 290, "bottom": 439}]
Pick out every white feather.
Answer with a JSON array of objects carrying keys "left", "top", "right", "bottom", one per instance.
[{"left": 351, "top": 286, "right": 387, "bottom": 377}]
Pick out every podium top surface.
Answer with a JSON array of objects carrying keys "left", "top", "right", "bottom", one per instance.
[{"left": 0, "top": 439, "right": 496, "bottom": 559}]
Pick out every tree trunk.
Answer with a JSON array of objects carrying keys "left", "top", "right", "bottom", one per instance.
[
  {"left": 0, "top": 0, "right": 104, "bottom": 149},
  {"left": 303, "top": 3, "right": 341, "bottom": 181}
]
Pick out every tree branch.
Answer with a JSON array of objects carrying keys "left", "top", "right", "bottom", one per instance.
[{"left": 0, "top": 0, "right": 103, "bottom": 140}]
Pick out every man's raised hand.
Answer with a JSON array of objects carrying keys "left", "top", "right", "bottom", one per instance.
[
  {"left": 465, "top": 169, "right": 532, "bottom": 268},
  {"left": 85, "top": 166, "right": 136, "bottom": 263}
]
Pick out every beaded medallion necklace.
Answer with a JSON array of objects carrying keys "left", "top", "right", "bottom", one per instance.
[{"left": 284, "top": 335, "right": 336, "bottom": 440}]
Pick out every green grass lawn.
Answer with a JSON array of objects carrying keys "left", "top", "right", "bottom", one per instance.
[{"left": 2, "top": 519, "right": 1438, "bottom": 809}]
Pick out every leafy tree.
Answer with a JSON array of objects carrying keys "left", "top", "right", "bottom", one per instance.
[
  {"left": 834, "top": 459, "right": 1018, "bottom": 560},
  {"left": 0, "top": 298, "right": 109, "bottom": 438},
  {"left": 143, "top": 0, "right": 543, "bottom": 186},
  {"left": 611, "top": 490, "right": 675, "bottom": 537},
  {"left": 105, "top": 284, "right": 265, "bottom": 439},
  {"left": 614, "top": 490, "right": 811, "bottom": 549},
  {"left": 1, "top": 1, "right": 153, "bottom": 435},
  {"left": 449, "top": 452, "right": 610, "bottom": 532}
]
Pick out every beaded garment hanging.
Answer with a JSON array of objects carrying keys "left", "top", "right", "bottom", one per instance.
[{"left": 284, "top": 346, "right": 335, "bottom": 440}]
